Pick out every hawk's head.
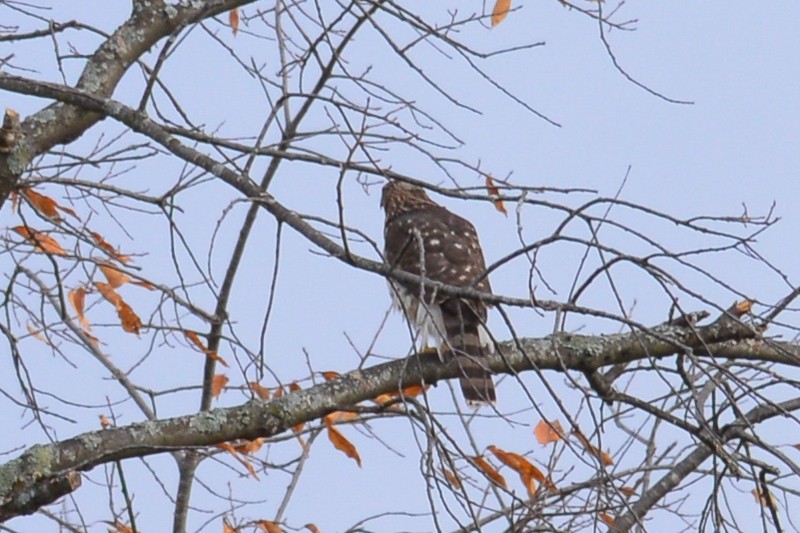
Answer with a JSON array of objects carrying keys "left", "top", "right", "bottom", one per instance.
[{"left": 381, "top": 180, "right": 436, "bottom": 220}]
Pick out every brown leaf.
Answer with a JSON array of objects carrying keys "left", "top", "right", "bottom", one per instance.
[
  {"left": 599, "top": 513, "right": 615, "bottom": 526},
  {"left": 528, "top": 463, "right": 556, "bottom": 492},
  {"left": 212, "top": 374, "right": 229, "bottom": 398},
  {"left": 12, "top": 226, "right": 66, "bottom": 256},
  {"left": 109, "top": 522, "right": 135, "bottom": 533},
  {"left": 488, "top": 445, "right": 555, "bottom": 495},
  {"left": 22, "top": 189, "right": 78, "bottom": 221},
  {"left": 184, "top": 330, "right": 229, "bottom": 367},
  {"left": 325, "top": 417, "right": 361, "bottom": 467},
  {"left": 471, "top": 456, "right": 507, "bottom": 489},
  {"left": 25, "top": 322, "right": 49, "bottom": 345},
  {"left": 234, "top": 438, "right": 264, "bottom": 454},
  {"left": 99, "top": 414, "right": 111, "bottom": 429},
  {"left": 320, "top": 371, "right": 341, "bottom": 380},
  {"left": 372, "top": 393, "right": 394, "bottom": 406},
  {"left": 619, "top": 486, "right": 636, "bottom": 498},
  {"left": 303, "top": 524, "right": 320, "bottom": 533},
  {"left": 117, "top": 300, "right": 142, "bottom": 335},
  {"left": 374, "top": 384, "right": 430, "bottom": 406},
  {"left": 94, "top": 281, "right": 142, "bottom": 334},
  {"left": 248, "top": 381, "right": 271, "bottom": 399},
  {"left": 485, "top": 176, "right": 508, "bottom": 216},
  {"left": 95, "top": 281, "right": 123, "bottom": 308},
  {"left": 90, "top": 231, "right": 131, "bottom": 263},
  {"left": 257, "top": 521, "right": 282, "bottom": 533},
  {"left": 571, "top": 428, "right": 613, "bottom": 466},
  {"left": 442, "top": 468, "right": 462, "bottom": 490},
  {"left": 229, "top": 9, "right": 240, "bottom": 36},
  {"left": 223, "top": 518, "right": 237, "bottom": 533},
  {"left": 69, "top": 287, "right": 91, "bottom": 331},
  {"left": 534, "top": 419, "right": 565, "bottom": 445},
  {"left": 324, "top": 410, "right": 358, "bottom": 424},
  {"left": 491, "top": 0, "right": 511, "bottom": 27},
  {"left": 99, "top": 263, "right": 154, "bottom": 290},
  {"left": 99, "top": 263, "right": 130, "bottom": 289}
]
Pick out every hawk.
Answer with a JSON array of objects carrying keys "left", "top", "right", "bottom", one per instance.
[{"left": 381, "top": 180, "right": 496, "bottom": 405}]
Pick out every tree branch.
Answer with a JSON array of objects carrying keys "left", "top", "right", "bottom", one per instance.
[{"left": 0, "top": 314, "right": 786, "bottom": 521}]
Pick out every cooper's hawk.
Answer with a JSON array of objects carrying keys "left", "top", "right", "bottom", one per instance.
[{"left": 381, "top": 180, "right": 496, "bottom": 405}]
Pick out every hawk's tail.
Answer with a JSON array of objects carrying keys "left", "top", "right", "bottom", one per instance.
[{"left": 445, "top": 322, "right": 496, "bottom": 405}]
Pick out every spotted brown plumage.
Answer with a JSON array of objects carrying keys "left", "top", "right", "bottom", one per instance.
[{"left": 381, "top": 180, "right": 496, "bottom": 405}]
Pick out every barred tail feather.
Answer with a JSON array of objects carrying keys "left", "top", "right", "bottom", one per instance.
[{"left": 445, "top": 322, "right": 496, "bottom": 405}]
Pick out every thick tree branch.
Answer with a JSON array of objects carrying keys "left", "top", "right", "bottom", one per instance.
[
  {"left": 0, "top": 315, "right": 789, "bottom": 521},
  {"left": 0, "top": 0, "right": 259, "bottom": 207}
]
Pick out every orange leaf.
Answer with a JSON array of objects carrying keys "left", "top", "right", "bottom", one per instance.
[
  {"left": 117, "top": 300, "right": 142, "bottom": 335},
  {"left": 273, "top": 386, "right": 284, "bottom": 398},
  {"left": 21, "top": 189, "right": 79, "bottom": 221},
  {"left": 90, "top": 231, "right": 131, "bottom": 263},
  {"left": 249, "top": 381, "right": 271, "bottom": 399},
  {"left": 99, "top": 414, "right": 111, "bottom": 429},
  {"left": 95, "top": 281, "right": 122, "bottom": 308},
  {"left": 619, "top": 486, "right": 636, "bottom": 498},
  {"left": 22, "top": 189, "right": 58, "bottom": 219},
  {"left": 110, "top": 522, "right": 134, "bottom": 533},
  {"left": 535, "top": 419, "right": 565, "bottom": 445},
  {"left": 471, "top": 456, "right": 507, "bottom": 489},
  {"left": 94, "top": 282, "right": 142, "bottom": 334},
  {"left": 324, "top": 410, "right": 358, "bottom": 424},
  {"left": 303, "top": 524, "right": 320, "bottom": 533},
  {"left": 25, "top": 322, "right": 50, "bottom": 345},
  {"left": 485, "top": 176, "right": 507, "bottom": 216},
  {"left": 491, "top": 0, "right": 511, "bottom": 27},
  {"left": 234, "top": 438, "right": 264, "bottom": 454},
  {"left": 488, "top": 445, "right": 554, "bottom": 494},
  {"left": 99, "top": 263, "right": 153, "bottom": 290},
  {"left": 229, "top": 9, "right": 239, "bottom": 36},
  {"left": 374, "top": 384, "right": 430, "bottom": 406},
  {"left": 397, "top": 384, "right": 428, "bottom": 398},
  {"left": 257, "top": 521, "right": 283, "bottom": 533},
  {"left": 599, "top": 513, "right": 615, "bottom": 526},
  {"left": 442, "top": 468, "right": 462, "bottom": 490},
  {"left": 212, "top": 374, "right": 229, "bottom": 398},
  {"left": 572, "top": 428, "right": 613, "bottom": 466},
  {"left": 216, "top": 443, "right": 258, "bottom": 478},
  {"left": 372, "top": 393, "right": 395, "bottom": 406},
  {"left": 325, "top": 417, "right": 361, "bottom": 467},
  {"left": 12, "top": 226, "right": 66, "bottom": 255},
  {"left": 69, "top": 287, "right": 91, "bottom": 331},
  {"left": 99, "top": 263, "right": 130, "bottom": 288},
  {"left": 223, "top": 518, "right": 237, "bottom": 533},
  {"left": 528, "top": 463, "right": 556, "bottom": 492},
  {"left": 320, "top": 371, "right": 340, "bottom": 380},
  {"left": 184, "top": 330, "right": 229, "bottom": 367}
]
